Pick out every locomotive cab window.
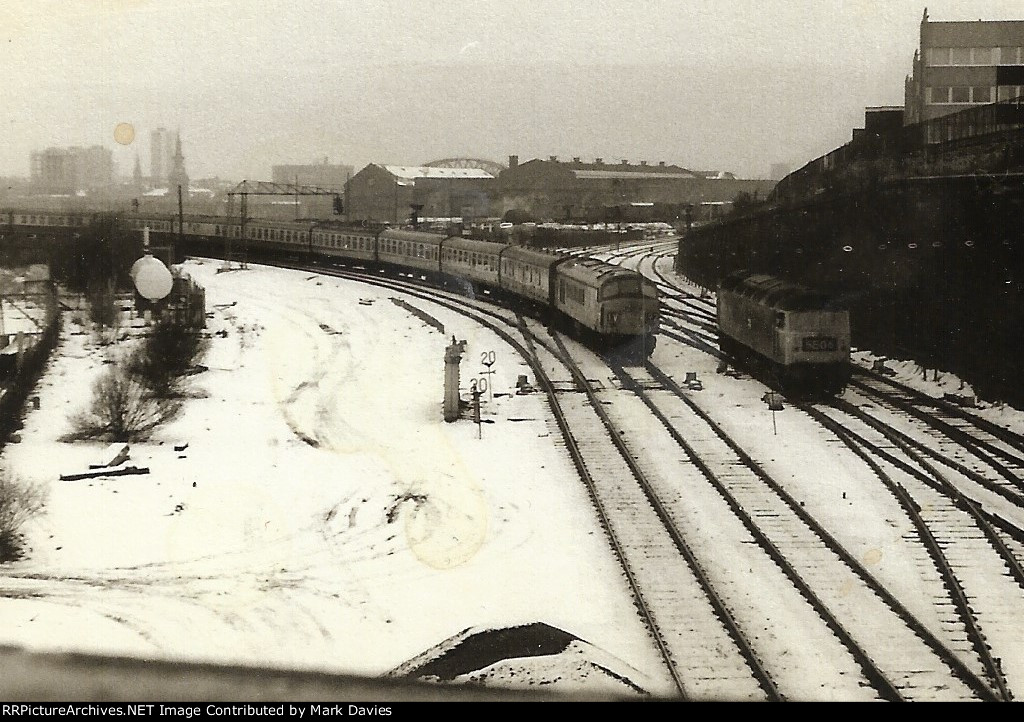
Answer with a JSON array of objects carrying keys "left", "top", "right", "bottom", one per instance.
[{"left": 775, "top": 312, "right": 786, "bottom": 329}]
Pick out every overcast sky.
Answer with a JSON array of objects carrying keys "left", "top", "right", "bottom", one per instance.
[{"left": 2, "top": 0, "right": 1022, "bottom": 181}]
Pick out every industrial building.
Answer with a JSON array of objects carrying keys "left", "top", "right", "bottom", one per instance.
[
  {"left": 496, "top": 156, "right": 774, "bottom": 222},
  {"left": 905, "top": 10, "right": 1024, "bottom": 124},
  {"left": 271, "top": 161, "right": 354, "bottom": 191},
  {"left": 345, "top": 164, "right": 495, "bottom": 224}
]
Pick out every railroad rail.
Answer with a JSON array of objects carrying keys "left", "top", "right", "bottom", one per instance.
[{"left": 802, "top": 400, "right": 1019, "bottom": 700}]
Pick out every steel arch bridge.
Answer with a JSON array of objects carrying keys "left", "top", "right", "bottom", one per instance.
[{"left": 424, "top": 158, "right": 507, "bottom": 176}]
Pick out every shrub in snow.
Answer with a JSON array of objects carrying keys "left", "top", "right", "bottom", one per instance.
[
  {"left": 0, "top": 469, "right": 45, "bottom": 562},
  {"left": 86, "top": 280, "right": 118, "bottom": 329},
  {"left": 70, "top": 364, "right": 180, "bottom": 441},
  {"left": 129, "top": 318, "right": 208, "bottom": 397}
]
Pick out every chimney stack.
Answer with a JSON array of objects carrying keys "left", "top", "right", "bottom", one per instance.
[
  {"left": 508, "top": 155, "right": 519, "bottom": 169},
  {"left": 621, "top": 159, "right": 628, "bottom": 165},
  {"left": 549, "top": 155, "right": 558, "bottom": 162},
  {"left": 595, "top": 158, "right": 603, "bottom": 165},
  {"left": 640, "top": 160, "right": 647, "bottom": 166}
]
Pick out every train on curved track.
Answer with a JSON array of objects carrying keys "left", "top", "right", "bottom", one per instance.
[{"left": 1, "top": 210, "right": 660, "bottom": 358}]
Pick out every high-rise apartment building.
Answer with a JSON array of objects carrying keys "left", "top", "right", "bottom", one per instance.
[
  {"left": 29, "top": 146, "right": 114, "bottom": 193},
  {"left": 150, "top": 127, "right": 175, "bottom": 185}
]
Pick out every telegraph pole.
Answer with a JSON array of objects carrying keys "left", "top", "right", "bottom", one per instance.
[
  {"left": 177, "top": 184, "right": 184, "bottom": 259},
  {"left": 239, "top": 192, "right": 248, "bottom": 269}
]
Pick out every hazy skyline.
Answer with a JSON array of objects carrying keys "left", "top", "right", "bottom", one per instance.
[{"left": 3, "top": 0, "right": 1023, "bottom": 181}]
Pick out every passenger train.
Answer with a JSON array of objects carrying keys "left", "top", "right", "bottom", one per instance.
[
  {"left": 2, "top": 210, "right": 660, "bottom": 357},
  {"left": 717, "top": 271, "right": 851, "bottom": 396}
]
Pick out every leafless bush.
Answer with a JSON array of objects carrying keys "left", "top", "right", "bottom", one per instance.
[
  {"left": 69, "top": 364, "right": 180, "bottom": 441},
  {"left": 0, "top": 469, "right": 46, "bottom": 562},
  {"left": 129, "top": 318, "right": 208, "bottom": 397},
  {"left": 87, "top": 281, "right": 117, "bottom": 328}
]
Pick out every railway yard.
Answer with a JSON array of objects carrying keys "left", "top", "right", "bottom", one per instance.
[{"left": 2, "top": 240, "right": 1024, "bottom": 701}]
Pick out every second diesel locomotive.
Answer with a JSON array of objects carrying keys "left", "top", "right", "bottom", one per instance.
[{"left": 717, "top": 271, "right": 850, "bottom": 395}]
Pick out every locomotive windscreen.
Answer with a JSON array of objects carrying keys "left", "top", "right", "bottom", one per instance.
[{"left": 600, "top": 277, "right": 640, "bottom": 299}]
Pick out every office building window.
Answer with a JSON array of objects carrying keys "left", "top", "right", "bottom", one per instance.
[
  {"left": 951, "top": 86, "right": 971, "bottom": 103},
  {"left": 930, "top": 86, "right": 950, "bottom": 103},
  {"left": 998, "top": 47, "right": 1023, "bottom": 64},
  {"left": 969, "top": 47, "right": 996, "bottom": 65},
  {"left": 928, "top": 47, "right": 950, "bottom": 65},
  {"left": 950, "top": 47, "right": 972, "bottom": 65},
  {"left": 973, "top": 86, "right": 991, "bottom": 103}
]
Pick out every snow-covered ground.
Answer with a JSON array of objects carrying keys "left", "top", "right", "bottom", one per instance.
[
  {"left": 0, "top": 261, "right": 662, "bottom": 698},
  {"left": 4, "top": 256, "right": 1024, "bottom": 701}
]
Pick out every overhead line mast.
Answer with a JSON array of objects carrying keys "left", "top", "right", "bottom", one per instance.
[{"left": 224, "top": 180, "right": 344, "bottom": 270}]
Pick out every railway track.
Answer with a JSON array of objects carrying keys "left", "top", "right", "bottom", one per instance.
[
  {"left": 518, "top": 320, "right": 774, "bottom": 700},
  {"left": 203, "top": 256, "right": 1022, "bottom": 700},
  {"left": 272, "top": 260, "right": 768, "bottom": 698},
  {"left": 597, "top": 242, "right": 1024, "bottom": 700},
  {"left": 838, "top": 372, "right": 1024, "bottom": 586},
  {"left": 607, "top": 359, "right": 996, "bottom": 701},
  {"left": 802, "top": 399, "right": 1022, "bottom": 699},
  {"left": 848, "top": 372, "right": 1024, "bottom": 506}
]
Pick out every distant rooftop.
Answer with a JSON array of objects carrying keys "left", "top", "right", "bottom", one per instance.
[
  {"left": 693, "top": 170, "right": 738, "bottom": 180},
  {"left": 382, "top": 165, "right": 494, "bottom": 181},
  {"left": 523, "top": 156, "right": 698, "bottom": 179},
  {"left": 573, "top": 169, "right": 698, "bottom": 180}
]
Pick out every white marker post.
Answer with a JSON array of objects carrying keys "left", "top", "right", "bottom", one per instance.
[{"left": 480, "top": 350, "right": 496, "bottom": 402}]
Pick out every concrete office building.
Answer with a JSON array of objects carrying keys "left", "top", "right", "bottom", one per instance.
[{"left": 905, "top": 10, "right": 1024, "bottom": 124}]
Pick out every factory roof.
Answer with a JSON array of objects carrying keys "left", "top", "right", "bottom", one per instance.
[
  {"left": 382, "top": 165, "right": 495, "bottom": 181},
  {"left": 573, "top": 169, "right": 698, "bottom": 180}
]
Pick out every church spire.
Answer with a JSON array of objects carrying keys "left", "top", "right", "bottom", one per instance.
[{"left": 167, "top": 129, "right": 189, "bottom": 193}]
